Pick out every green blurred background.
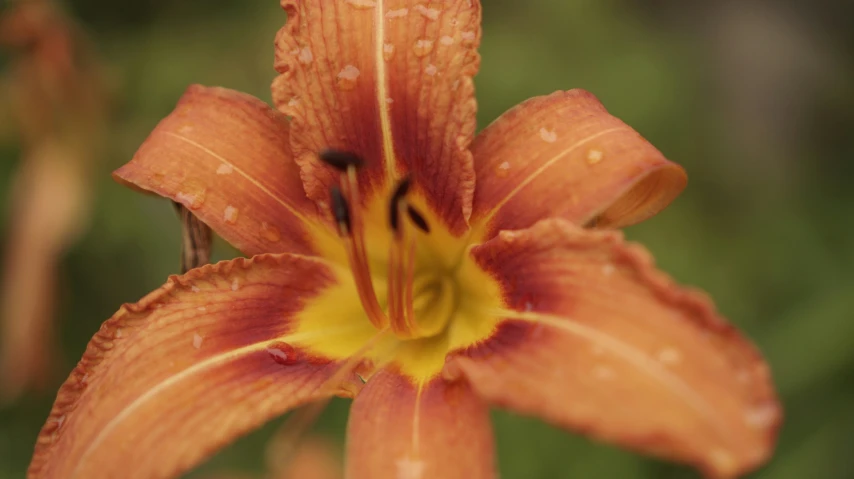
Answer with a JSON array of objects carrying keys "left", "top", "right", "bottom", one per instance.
[{"left": 1, "top": 0, "right": 853, "bottom": 477}]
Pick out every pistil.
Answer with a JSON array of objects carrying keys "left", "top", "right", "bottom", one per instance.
[{"left": 387, "top": 178, "right": 430, "bottom": 339}]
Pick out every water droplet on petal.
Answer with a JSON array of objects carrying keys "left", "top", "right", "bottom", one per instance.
[
  {"left": 386, "top": 7, "right": 409, "bottom": 18},
  {"left": 115, "top": 328, "right": 122, "bottom": 338},
  {"left": 260, "top": 222, "right": 281, "bottom": 242},
  {"left": 744, "top": 403, "right": 778, "bottom": 429},
  {"left": 175, "top": 180, "right": 207, "bottom": 209},
  {"left": 413, "top": 39, "right": 434, "bottom": 57},
  {"left": 424, "top": 64, "right": 438, "bottom": 76},
  {"left": 216, "top": 163, "right": 233, "bottom": 175},
  {"left": 601, "top": 264, "right": 615, "bottom": 276},
  {"left": 439, "top": 35, "right": 455, "bottom": 46},
  {"left": 396, "top": 457, "right": 426, "bottom": 479},
  {"left": 494, "top": 161, "right": 510, "bottom": 178},
  {"left": 587, "top": 149, "right": 603, "bottom": 164},
  {"left": 191, "top": 285, "right": 201, "bottom": 292},
  {"left": 539, "top": 127, "right": 557, "bottom": 143},
  {"left": 231, "top": 278, "right": 240, "bottom": 291},
  {"left": 656, "top": 347, "right": 681, "bottom": 365},
  {"left": 593, "top": 365, "right": 615, "bottom": 380},
  {"left": 197, "top": 306, "right": 207, "bottom": 312},
  {"left": 345, "top": 0, "right": 376, "bottom": 9},
  {"left": 223, "top": 205, "right": 239, "bottom": 224},
  {"left": 266, "top": 341, "right": 300, "bottom": 365},
  {"left": 298, "top": 47, "right": 314, "bottom": 64},
  {"left": 460, "top": 30, "right": 476, "bottom": 45},
  {"left": 337, "top": 64, "right": 361, "bottom": 90},
  {"left": 414, "top": 4, "right": 440, "bottom": 20},
  {"left": 383, "top": 43, "right": 395, "bottom": 61},
  {"left": 192, "top": 333, "right": 204, "bottom": 349}
]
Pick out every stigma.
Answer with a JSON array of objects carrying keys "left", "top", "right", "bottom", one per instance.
[{"left": 319, "top": 150, "right": 433, "bottom": 340}]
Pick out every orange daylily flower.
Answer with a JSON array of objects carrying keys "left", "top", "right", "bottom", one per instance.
[{"left": 29, "top": 1, "right": 780, "bottom": 478}]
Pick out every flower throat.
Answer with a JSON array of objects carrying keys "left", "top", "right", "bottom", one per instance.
[{"left": 319, "top": 150, "right": 453, "bottom": 341}]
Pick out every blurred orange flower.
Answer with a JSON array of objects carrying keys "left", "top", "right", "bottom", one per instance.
[
  {"left": 0, "top": 0, "right": 106, "bottom": 402},
  {"left": 204, "top": 433, "right": 341, "bottom": 479},
  {"left": 29, "top": 1, "right": 779, "bottom": 478}
]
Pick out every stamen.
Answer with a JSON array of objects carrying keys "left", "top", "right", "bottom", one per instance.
[
  {"left": 386, "top": 178, "right": 424, "bottom": 338},
  {"left": 327, "top": 183, "right": 387, "bottom": 329},
  {"left": 329, "top": 186, "right": 351, "bottom": 237},
  {"left": 406, "top": 205, "right": 430, "bottom": 234},
  {"left": 402, "top": 239, "right": 417, "bottom": 331},
  {"left": 388, "top": 176, "right": 411, "bottom": 234},
  {"left": 318, "top": 149, "right": 364, "bottom": 171}
]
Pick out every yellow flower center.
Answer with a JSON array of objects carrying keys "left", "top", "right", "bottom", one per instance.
[{"left": 289, "top": 156, "right": 503, "bottom": 382}]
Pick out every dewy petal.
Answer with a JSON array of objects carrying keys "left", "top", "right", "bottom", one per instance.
[
  {"left": 273, "top": 0, "right": 481, "bottom": 233},
  {"left": 28, "top": 254, "right": 364, "bottom": 479},
  {"left": 469, "top": 90, "right": 687, "bottom": 237},
  {"left": 346, "top": 369, "right": 495, "bottom": 479},
  {"left": 453, "top": 219, "right": 780, "bottom": 478},
  {"left": 114, "top": 85, "right": 330, "bottom": 258}
]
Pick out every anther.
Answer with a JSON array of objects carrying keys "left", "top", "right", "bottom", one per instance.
[
  {"left": 389, "top": 177, "right": 412, "bottom": 232},
  {"left": 406, "top": 205, "right": 430, "bottom": 234},
  {"left": 318, "top": 149, "right": 364, "bottom": 172},
  {"left": 329, "top": 186, "right": 351, "bottom": 237}
]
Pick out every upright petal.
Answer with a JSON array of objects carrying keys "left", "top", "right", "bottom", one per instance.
[
  {"left": 29, "top": 255, "right": 365, "bottom": 479},
  {"left": 469, "top": 90, "right": 686, "bottom": 238},
  {"left": 114, "top": 85, "right": 331, "bottom": 257},
  {"left": 273, "top": 0, "right": 481, "bottom": 233},
  {"left": 452, "top": 219, "right": 780, "bottom": 478},
  {"left": 346, "top": 370, "right": 495, "bottom": 479}
]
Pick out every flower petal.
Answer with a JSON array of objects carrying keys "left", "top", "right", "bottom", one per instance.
[
  {"left": 28, "top": 254, "right": 364, "bottom": 479},
  {"left": 469, "top": 90, "right": 686, "bottom": 237},
  {"left": 114, "top": 85, "right": 331, "bottom": 257},
  {"left": 346, "top": 369, "right": 495, "bottom": 479},
  {"left": 452, "top": 219, "right": 780, "bottom": 478},
  {"left": 273, "top": 0, "right": 481, "bottom": 233}
]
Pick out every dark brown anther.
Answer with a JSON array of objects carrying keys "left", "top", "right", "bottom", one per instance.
[
  {"left": 388, "top": 177, "right": 412, "bottom": 232},
  {"left": 318, "top": 149, "right": 364, "bottom": 172},
  {"left": 406, "top": 205, "right": 430, "bottom": 234},
  {"left": 330, "top": 186, "right": 352, "bottom": 236}
]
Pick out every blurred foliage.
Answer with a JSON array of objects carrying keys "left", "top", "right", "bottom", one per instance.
[{"left": 1, "top": 0, "right": 853, "bottom": 478}]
